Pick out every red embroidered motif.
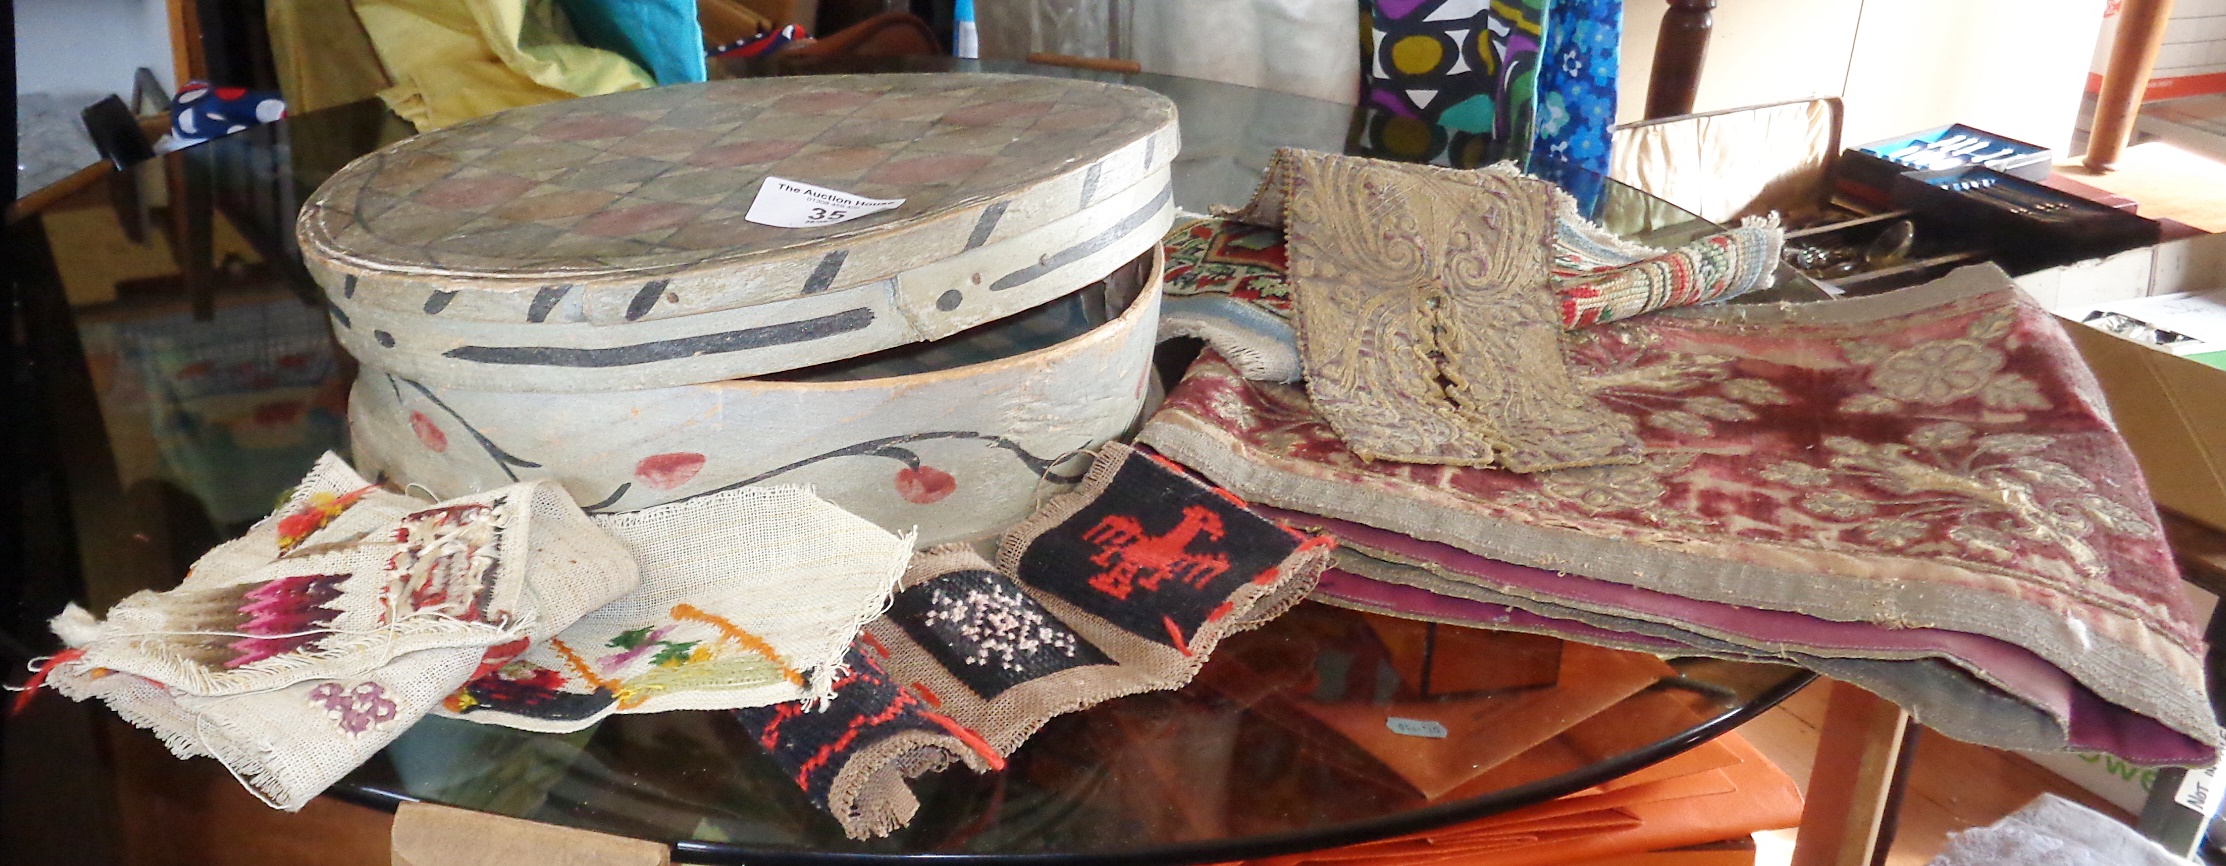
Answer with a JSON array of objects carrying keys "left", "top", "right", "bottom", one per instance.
[
  {"left": 1081, "top": 506, "right": 1231, "bottom": 600},
  {"left": 274, "top": 485, "right": 376, "bottom": 553}
]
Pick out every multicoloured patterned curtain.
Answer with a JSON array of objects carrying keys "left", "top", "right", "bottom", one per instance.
[
  {"left": 1353, "top": 0, "right": 1619, "bottom": 184},
  {"left": 1355, "top": 0, "right": 1548, "bottom": 167}
]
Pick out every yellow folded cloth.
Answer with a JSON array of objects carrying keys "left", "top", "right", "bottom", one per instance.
[{"left": 356, "top": 0, "right": 654, "bottom": 131}]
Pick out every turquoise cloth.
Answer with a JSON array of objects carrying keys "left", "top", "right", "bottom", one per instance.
[{"left": 557, "top": 0, "right": 706, "bottom": 85}]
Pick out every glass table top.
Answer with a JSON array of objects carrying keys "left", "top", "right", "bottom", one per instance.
[{"left": 7, "top": 59, "right": 1813, "bottom": 865}]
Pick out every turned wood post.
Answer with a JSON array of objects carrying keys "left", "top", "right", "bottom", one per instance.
[
  {"left": 1644, "top": 0, "right": 1716, "bottom": 119},
  {"left": 2086, "top": 0, "right": 2178, "bottom": 172},
  {"left": 1790, "top": 681, "right": 1914, "bottom": 866}
]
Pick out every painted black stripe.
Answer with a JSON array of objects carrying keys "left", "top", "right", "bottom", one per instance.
[
  {"left": 443, "top": 307, "right": 876, "bottom": 368},
  {"left": 1144, "top": 135, "right": 1155, "bottom": 168},
  {"left": 989, "top": 184, "right": 1171, "bottom": 293},
  {"left": 526, "top": 286, "right": 570, "bottom": 323},
  {"left": 423, "top": 290, "right": 457, "bottom": 314},
  {"left": 625, "top": 279, "right": 671, "bottom": 321},
  {"left": 342, "top": 275, "right": 358, "bottom": 298},
  {"left": 580, "top": 482, "right": 631, "bottom": 512},
  {"left": 1078, "top": 162, "right": 1102, "bottom": 206},
  {"left": 801, "top": 250, "right": 847, "bottom": 294},
  {"left": 964, "top": 201, "right": 1007, "bottom": 250},
  {"left": 327, "top": 303, "right": 352, "bottom": 329}
]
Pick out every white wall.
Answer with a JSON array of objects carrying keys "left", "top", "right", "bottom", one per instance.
[
  {"left": 15, "top": 0, "right": 175, "bottom": 98},
  {"left": 1619, "top": 0, "right": 2106, "bottom": 154}
]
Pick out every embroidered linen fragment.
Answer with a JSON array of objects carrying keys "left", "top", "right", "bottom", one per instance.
[
  {"left": 1139, "top": 264, "right": 2219, "bottom": 765},
  {"left": 435, "top": 486, "right": 913, "bottom": 732},
  {"left": 37, "top": 453, "right": 912, "bottom": 810},
  {"left": 733, "top": 443, "right": 1335, "bottom": 839},
  {"left": 41, "top": 453, "right": 640, "bottom": 809}
]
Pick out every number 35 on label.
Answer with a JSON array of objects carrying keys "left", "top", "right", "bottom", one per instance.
[{"left": 744, "top": 177, "right": 906, "bottom": 228}]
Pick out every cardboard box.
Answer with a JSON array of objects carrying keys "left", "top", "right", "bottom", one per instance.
[
  {"left": 2026, "top": 234, "right": 2226, "bottom": 533},
  {"left": 2060, "top": 306, "right": 2226, "bottom": 534}
]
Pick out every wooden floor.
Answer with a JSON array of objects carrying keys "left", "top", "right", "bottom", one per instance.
[
  {"left": 2067, "top": 92, "right": 2226, "bottom": 232},
  {"left": 2057, "top": 141, "right": 2226, "bottom": 233},
  {"left": 1738, "top": 681, "right": 2134, "bottom": 866}
]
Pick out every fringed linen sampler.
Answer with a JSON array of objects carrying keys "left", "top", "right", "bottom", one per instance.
[
  {"left": 43, "top": 454, "right": 640, "bottom": 808},
  {"left": 1244, "top": 148, "right": 1641, "bottom": 472},
  {"left": 436, "top": 486, "right": 913, "bottom": 731},
  {"left": 39, "top": 454, "right": 912, "bottom": 808},
  {"left": 735, "top": 443, "right": 1335, "bottom": 839},
  {"left": 1140, "top": 264, "right": 2219, "bottom": 765}
]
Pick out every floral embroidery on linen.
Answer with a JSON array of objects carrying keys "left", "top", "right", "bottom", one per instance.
[
  {"left": 274, "top": 486, "right": 375, "bottom": 554},
  {"left": 543, "top": 604, "right": 802, "bottom": 712},
  {"left": 308, "top": 681, "right": 400, "bottom": 736}
]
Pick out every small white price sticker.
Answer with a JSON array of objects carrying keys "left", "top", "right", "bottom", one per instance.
[
  {"left": 2175, "top": 762, "right": 2225, "bottom": 818},
  {"left": 1386, "top": 717, "right": 1449, "bottom": 739},
  {"left": 743, "top": 176, "right": 904, "bottom": 228}
]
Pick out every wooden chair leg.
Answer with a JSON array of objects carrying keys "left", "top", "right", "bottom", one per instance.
[
  {"left": 2085, "top": 0, "right": 2179, "bottom": 172},
  {"left": 1791, "top": 680, "right": 1913, "bottom": 866},
  {"left": 1644, "top": 0, "right": 1717, "bottom": 120}
]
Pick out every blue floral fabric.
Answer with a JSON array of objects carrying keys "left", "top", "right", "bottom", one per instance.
[{"left": 1528, "top": 0, "right": 1619, "bottom": 191}]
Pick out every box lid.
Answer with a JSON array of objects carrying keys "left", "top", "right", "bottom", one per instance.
[{"left": 299, "top": 73, "right": 1178, "bottom": 327}]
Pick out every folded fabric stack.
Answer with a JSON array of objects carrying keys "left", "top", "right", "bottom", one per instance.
[{"left": 1138, "top": 148, "right": 2218, "bottom": 767}]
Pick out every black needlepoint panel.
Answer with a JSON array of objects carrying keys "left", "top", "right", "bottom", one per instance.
[
  {"left": 1018, "top": 455, "right": 1300, "bottom": 651},
  {"left": 890, "top": 569, "right": 1112, "bottom": 699}
]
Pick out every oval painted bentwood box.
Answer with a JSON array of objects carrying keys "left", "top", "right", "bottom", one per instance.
[
  {"left": 305, "top": 73, "right": 1181, "bottom": 545},
  {"left": 301, "top": 73, "right": 1179, "bottom": 393}
]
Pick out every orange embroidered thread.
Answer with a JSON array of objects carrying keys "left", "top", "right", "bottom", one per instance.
[{"left": 671, "top": 603, "right": 804, "bottom": 686}]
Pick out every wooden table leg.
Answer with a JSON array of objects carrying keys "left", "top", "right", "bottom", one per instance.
[
  {"left": 1791, "top": 680, "right": 1914, "bottom": 866},
  {"left": 2086, "top": 0, "right": 2179, "bottom": 172},
  {"left": 1645, "top": 0, "right": 1717, "bottom": 119}
]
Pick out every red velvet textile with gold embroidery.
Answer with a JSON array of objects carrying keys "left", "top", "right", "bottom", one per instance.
[{"left": 1141, "top": 266, "right": 2215, "bottom": 763}]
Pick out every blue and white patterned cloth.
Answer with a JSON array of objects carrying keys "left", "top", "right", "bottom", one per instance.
[
  {"left": 169, "top": 82, "right": 287, "bottom": 148},
  {"left": 1528, "top": 0, "right": 1620, "bottom": 203}
]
